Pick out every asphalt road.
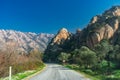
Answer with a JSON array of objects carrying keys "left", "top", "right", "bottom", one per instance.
[{"left": 29, "top": 64, "right": 90, "bottom": 80}]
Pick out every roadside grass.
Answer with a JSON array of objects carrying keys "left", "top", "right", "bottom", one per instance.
[
  {"left": 64, "top": 64, "right": 100, "bottom": 80},
  {"left": 0, "top": 64, "right": 45, "bottom": 80},
  {"left": 64, "top": 64, "right": 120, "bottom": 80}
]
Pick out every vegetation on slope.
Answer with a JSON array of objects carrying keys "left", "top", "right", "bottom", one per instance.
[
  {"left": 0, "top": 46, "right": 44, "bottom": 78},
  {"left": 59, "top": 40, "right": 120, "bottom": 80}
]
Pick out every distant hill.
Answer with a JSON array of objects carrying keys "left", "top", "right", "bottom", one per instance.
[{"left": 0, "top": 29, "right": 54, "bottom": 53}]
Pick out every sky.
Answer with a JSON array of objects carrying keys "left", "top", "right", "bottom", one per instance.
[{"left": 0, "top": 0, "right": 120, "bottom": 34}]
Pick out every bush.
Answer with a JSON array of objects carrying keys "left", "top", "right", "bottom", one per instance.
[
  {"left": 0, "top": 49, "right": 43, "bottom": 77},
  {"left": 84, "top": 69, "right": 94, "bottom": 75}
]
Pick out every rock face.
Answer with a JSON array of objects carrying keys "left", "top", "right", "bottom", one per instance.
[
  {"left": 90, "top": 16, "right": 99, "bottom": 24},
  {"left": 0, "top": 30, "right": 54, "bottom": 53},
  {"left": 85, "top": 6, "right": 120, "bottom": 47},
  {"left": 52, "top": 28, "right": 70, "bottom": 45},
  {"left": 103, "top": 6, "right": 120, "bottom": 17},
  {"left": 87, "top": 24, "right": 115, "bottom": 47},
  {"left": 44, "top": 28, "right": 71, "bottom": 62}
]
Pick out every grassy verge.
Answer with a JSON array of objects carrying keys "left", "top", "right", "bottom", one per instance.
[
  {"left": 0, "top": 64, "right": 45, "bottom": 80},
  {"left": 64, "top": 64, "right": 120, "bottom": 80},
  {"left": 64, "top": 64, "right": 99, "bottom": 80}
]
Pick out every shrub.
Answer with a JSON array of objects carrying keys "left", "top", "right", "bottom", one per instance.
[
  {"left": 0, "top": 49, "right": 43, "bottom": 77},
  {"left": 84, "top": 69, "right": 94, "bottom": 75}
]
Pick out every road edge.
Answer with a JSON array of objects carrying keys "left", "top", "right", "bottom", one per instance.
[
  {"left": 64, "top": 64, "right": 98, "bottom": 80},
  {"left": 23, "top": 64, "right": 47, "bottom": 80}
]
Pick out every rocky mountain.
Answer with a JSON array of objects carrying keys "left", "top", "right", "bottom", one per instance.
[
  {"left": 0, "top": 29, "right": 54, "bottom": 54},
  {"left": 86, "top": 6, "right": 120, "bottom": 47},
  {"left": 43, "top": 28, "right": 71, "bottom": 61},
  {"left": 44, "top": 6, "right": 120, "bottom": 62},
  {"left": 51, "top": 28, "right": 71, "bottom": 45},
  {"left": 69, "top": 6, "right": 120, "bottom": 48}
]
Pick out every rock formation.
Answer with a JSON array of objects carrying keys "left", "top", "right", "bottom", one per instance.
[
  {"left": 44, "top": 28, "right": 71, "bottom": 62},
  {"left": 52, "top": 28, "right": 70, "bottom": 45},
  {"left": 86, "top": 6, "right": 120, "bottom": 47}
]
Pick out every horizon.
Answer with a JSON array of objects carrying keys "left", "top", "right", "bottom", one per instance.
[{"left": 0, "top": 0, "right": 120, "bottom": 34}]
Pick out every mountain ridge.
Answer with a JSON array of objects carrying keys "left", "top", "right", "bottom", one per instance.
[{"left": 0, "top": 29, "right": 54, "bottom": 54}]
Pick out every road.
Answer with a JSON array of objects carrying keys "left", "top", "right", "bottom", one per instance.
[{"left": 29, "top": 64, "right": 90, "bottom": 80}]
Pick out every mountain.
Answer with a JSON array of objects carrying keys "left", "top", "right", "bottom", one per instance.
[
  {"left": 51, "top": 28, "right": 71, "bottom": 45},
  {"left": 86, "top": 6, "right": 120, "bottom": 47},
  {"left": 0, "top": 29, "right": 54, "bottom": 54},
  {"left": 71, "top": 5, "right": 120, "bottom": 48},
  {"left": 43, "top": 28, "right": 71, "bottom": 61},
  {"left": 44, "top": 6, "right": 120, "bottom": 62}
]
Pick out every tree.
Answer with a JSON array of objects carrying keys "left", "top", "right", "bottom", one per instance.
[
  {"left": 94, "top": 40, "right": 113, "bottom": 62},
  {"left": 58, "top": 52, "right": 70, "bottom": 63},
  {"left": 94, "top": 40, "right": 114, "bottom": 75},
  {"left": 73, "top": 46, "right": 97, "bottom": 68},
  {"left": 110, "top": 45, "right": 120, "bottom": 67},
  {"left": 72, "top": 49, "right": 82, "bottom": 65}
]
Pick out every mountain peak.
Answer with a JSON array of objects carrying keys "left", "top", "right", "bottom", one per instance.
[
  {"left": 58, "top": 28, "right": 68, "bottom": 33},
  {"left": 111, "top": 5, "right": 120, "bottom": 10},
  {"left": 51, "top": 28, "right": 70, "bottom": 45},
  {"left": 103, "top": 6, "right": 120, "bottom": 16}
]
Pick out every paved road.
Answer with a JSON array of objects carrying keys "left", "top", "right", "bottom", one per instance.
[{"left": 29, "top": 64, "right": 90, "bottom": 80}]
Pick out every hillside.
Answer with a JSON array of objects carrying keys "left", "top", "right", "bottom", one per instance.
[{"left": 0, "top": 30, "right": 54, "bottom": 53}]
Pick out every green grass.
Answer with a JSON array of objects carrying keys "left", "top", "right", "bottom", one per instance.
[
  {"left": 0, "top": 64, "right": 45, "bottom": 80},
  {"left": 64, "top": 64, "right": 120, "bottom": 80},
  {"left": 64, "top": 64, "right": 100, "bottom": 80}
]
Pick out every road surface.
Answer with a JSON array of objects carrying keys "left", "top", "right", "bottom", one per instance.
[{"left": 29, "top": 64, "right": 90, "bottom": 80}]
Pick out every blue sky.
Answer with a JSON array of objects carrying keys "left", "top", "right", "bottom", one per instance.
[{"left": 0, "top": 0, "right": 120, "bottom": 33}]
